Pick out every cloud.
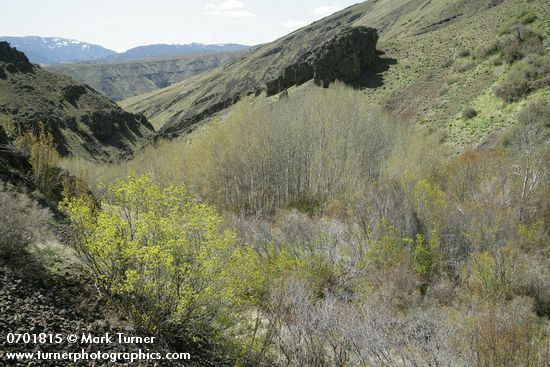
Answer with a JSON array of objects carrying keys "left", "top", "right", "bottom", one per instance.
[
  {"left": 281, "top": 4, "right": 344, "bottom": 30},
  {"left": 205, "top": 1, "right": 257, "bottom": 18}
]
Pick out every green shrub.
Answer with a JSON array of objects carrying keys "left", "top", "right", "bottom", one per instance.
[
  {"left": 462, "top": 107, "right": 478, "bottom": 119},
  {"left": 17, "top": 123, "right": 61, "bottom": 199},
  {"left": 462, "top": 246, "right": 527, "bottom": 301},
  {"left": 494, "top": 54, "right": 549, "bottom": 102}
]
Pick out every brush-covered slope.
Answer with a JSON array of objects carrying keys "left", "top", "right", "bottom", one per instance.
[
  {"left": 0, "top": 42, "right": 154, "bottom": 162},
  {"left": 121, "top": 0, "right": 549, "bottom": 148},
  {"left": 352, "top": 0, "right": 550, "bottom": 148},
  {"left": 47, "top": 51, "right": 247, "bottom": 102}
]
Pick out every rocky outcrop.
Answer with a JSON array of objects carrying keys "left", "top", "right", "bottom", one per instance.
[
  {"left": 0, "top": 41, "right": 34, "bottom": 74},
  {"left": 62, "top": 84, "right": 88, "bottom": 106},
  {"left": 158, "top": 26, "right": 379, "bottom": 138},
  {"left": 265, "top": 27, "right": 378, "bottom": 95}
]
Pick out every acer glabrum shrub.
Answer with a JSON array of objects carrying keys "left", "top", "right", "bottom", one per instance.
[{"left": 61, "top": 173, "right": 263, "bottom": 344}]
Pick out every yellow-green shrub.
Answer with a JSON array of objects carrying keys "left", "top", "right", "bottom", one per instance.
[
  {"left": 61, "top": 173, "right": 263, "bottom": 340},
  {"left": 18, "top": 123, "right": 60, "bottom": 199}
]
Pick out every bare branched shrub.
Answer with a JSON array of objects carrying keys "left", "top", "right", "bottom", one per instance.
[
  {"left": 182, "top": 84, "right": 400, "bottom": 215},
  {"left": 454, "top": 297, "right": 543, "bottom": 367},
  {"left": 0, "top": 183, "right": 51, "bottom": 258}
]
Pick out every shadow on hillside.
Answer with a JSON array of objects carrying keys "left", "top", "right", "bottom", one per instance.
[{"left": 352, "top": 51, "right": 397, "bottom": 89}]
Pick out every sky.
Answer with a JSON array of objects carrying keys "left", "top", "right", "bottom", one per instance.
[{"left": 0, "top": 0, "right": 360, "bottom": 52}]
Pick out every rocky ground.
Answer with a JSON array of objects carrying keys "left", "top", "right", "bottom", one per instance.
[{"left": 0, "top": 259, "right": 187, "bottom": 366}]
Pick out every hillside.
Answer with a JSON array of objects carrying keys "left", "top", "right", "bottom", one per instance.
[
  {"left": 106, "top": 43, "right": 249, "bottom": 61},
  {"left": 0, "top": 41, "right": 154, "bottom": 164},
  {"left": 0, "top": 36, "right": 116, "bottom": 64},
  {"left": 46, "top": 51, "right": 247, "bottom": 101},
  {"left": 120, "top": 0, "right": 549, "bottom": 147}
]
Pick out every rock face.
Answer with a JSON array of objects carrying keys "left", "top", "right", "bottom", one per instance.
[
  {"left": 266, "top": 27, "right": 378, "bottom": 95},
  {"left": 0, "top": 41, "right": 34, "bottom": 74}
]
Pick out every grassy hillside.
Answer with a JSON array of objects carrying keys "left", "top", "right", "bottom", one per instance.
[
  {"left": 120, "top": 0, "right": 549, "bottom": 148},
  {"left": 120, "top": 9, "right": 382, "bottom": 131},
  {"left": 47, "top": 51, "right": 246, "bottom": 101}
]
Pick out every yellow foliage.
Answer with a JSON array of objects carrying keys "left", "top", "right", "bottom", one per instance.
[{"left": 61, "top": 173, "right": 263, "bottom": 336}]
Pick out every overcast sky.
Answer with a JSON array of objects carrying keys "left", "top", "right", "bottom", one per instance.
[{"left": 0, "top": 0, "right": 360, "bottom": 52}]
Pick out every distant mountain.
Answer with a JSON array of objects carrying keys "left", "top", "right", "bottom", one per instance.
[
  {"left": 108, "top": 43, "right": 250, "bottom": 61},
  {"left": 0, "top": 36, "right": 116, "bottom": 64},
  {"left": 0, "top": 37, "right": 250, "bottom": 65},
  {"left": 47, "top": 51, "right": 247, "bottom": 102}
]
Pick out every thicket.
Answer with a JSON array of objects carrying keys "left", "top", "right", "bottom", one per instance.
[
  {"left": 61, "top": 84, "right": 550, "bottom": 366},
  {"left": 181, "top": 85, "right": 403, "bottom": 215}
]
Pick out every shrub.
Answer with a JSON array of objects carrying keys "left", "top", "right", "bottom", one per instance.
[
  {"left": 462, "top": 246, "right": 527, "bottom": 301},
  {"left": 0, "top": 183, "right": 51, "bottom": 258},
  {"left": 457, "top": 48, "right": 471, "bottom": 58},
  {"left": 473, "top": 40, "right": 499, "bottom": 59},
  {"left": 462, "top": 107, "right": 478, "bottom": 119},
  {"left": 493, "top": 74, "right": 531, "bottom": 102},
  {"left": 454, "top": 297, "right": 542, "bottom": 367},
  {"left": 493, "top": 54, "right": 549, "bottom": 102},
  {"left": 517, "top": 99, "right": 550, "bottom": 127},
  {"left": 16, "top": 123, "right": 61, "bottom": 199},
  {"left": 61, "top": 173, "right": 263, "bottom": 346},
  {"left": 500, "top": 25, "right": 544, "bottom": 63},
  {"left": 454, "top": 59, "right": 475, "bottom": 73}
]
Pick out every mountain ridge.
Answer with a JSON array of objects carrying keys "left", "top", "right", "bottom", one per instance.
[
  {"left": 0, "top": 36, "right": 250, "bottom": 64},
  {"left": 0, "top": 36, "right": 116, "bottom": 64}
]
